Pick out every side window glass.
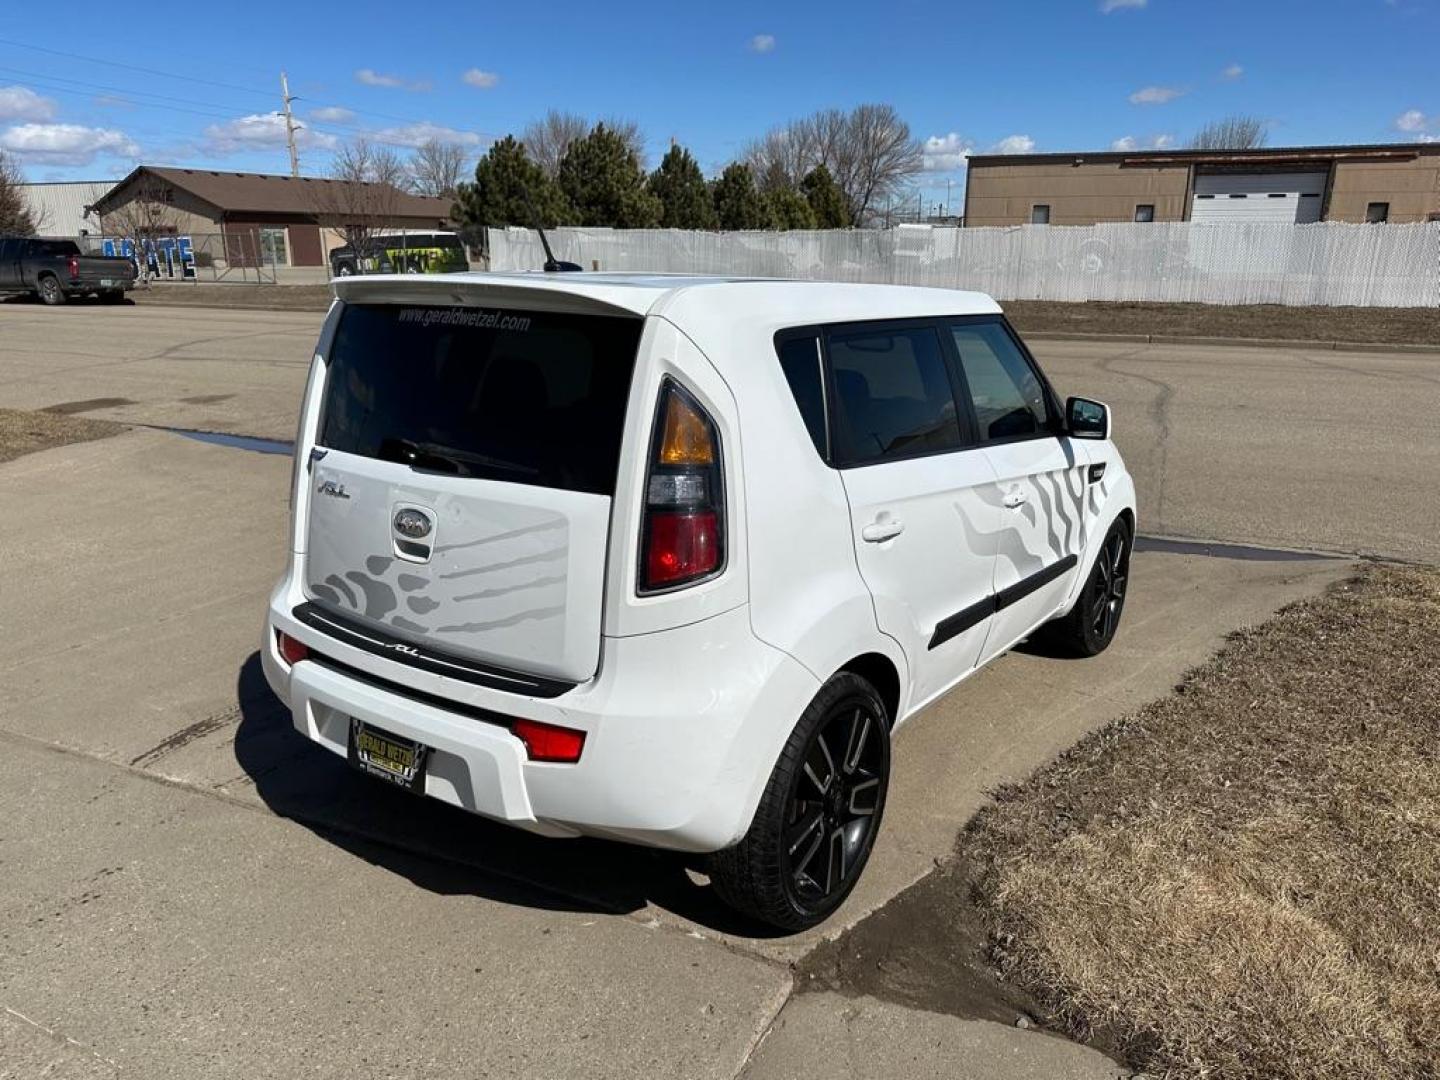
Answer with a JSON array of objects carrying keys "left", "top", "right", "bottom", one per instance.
[
  {"left": 777, "top": 335, "right": 827, "bottom": 458},
  {"left": 950, "top": 322, "right": 1050, "bottom": 441},
  {"left": 825, "top": 326, "right": 962, "bottom": 465}
]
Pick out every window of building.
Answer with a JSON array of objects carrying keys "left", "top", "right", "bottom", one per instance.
[
  {"left": 1366, "top": 202, "right": 1389, "bottom": 224},
  {"left": 259, "top": 226, "right": 290, "bottom": 267},
  {"left": 950, "top": 322, "right": 1052, "bottom": 442},
  {"left": 825, "top": 325, "right": 962, "bottom": 465},
  {"left": 1134, "top": 204, "right": 1155, "bottom": 223},
  {"left": 1030, "top": 204, "right": 1051, "bottom": 225}
]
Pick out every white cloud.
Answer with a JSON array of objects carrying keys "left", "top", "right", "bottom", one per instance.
[
  {"left": 990, "top": 134, "right": 1035, "bottom": 155},
  {"left": 1110, "top": 133, "right": 1174, "bottom": 151},
  {"left": 923, "top": 132, "right": 972, "bottom": 172},
  {"left": 0, "top": 85, "right": 58, "bottom": 123},
  {"left": 1100, "top": 0, "right": 1147, "bottom": 11},
  {"left": 203, "top": 113, "right": 338, "bottom": 155},
  {"left": 369, "top": 121, "right": 482, "bottom": 149},
  {"left": 310, "top": 106, "right": 356, "bottom": 123},
  {"left": 1395, "top": 109, "right": 1428, "bottom": 132},
  {"left": 355, "top": 68, "right": 431, "bottom": 91},
  {"left": 749, "top": 34, "right": 776, "bottom": 53},
  {"left": 1416, "top": 134, "right": 1440, "bottom": 144},
  {"left": 461, "top": 68, "right": 500, "bottom": 89},
  {"left": 1221, "top": 63, "right": 1244, "bottom": 80},
  {"left": 1129, "top": 85, "right": 1184, "bottom": 105},
  {"left": 0, "top": 123, "right": 139, "bottom": 166}
]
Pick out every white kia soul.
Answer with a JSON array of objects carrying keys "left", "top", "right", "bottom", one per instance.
[{"left": 263, "top": 272, "right": 1136, "bottom": 930}]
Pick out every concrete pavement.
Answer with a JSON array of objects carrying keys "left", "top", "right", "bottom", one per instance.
[
  {"left": 0, "top": 427, "right": 1349, "bottom": 1077},
  {"left": 2, "top": 302, "right": 1435, "bottom": 559}
]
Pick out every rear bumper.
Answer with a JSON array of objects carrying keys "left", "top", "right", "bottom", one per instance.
[{"left": 262, "top": 572, "right": 819, "bottom": 852}]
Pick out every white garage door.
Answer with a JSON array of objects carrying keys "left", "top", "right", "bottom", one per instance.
[{"left": 1190, "top": 172, "right": 1327, "bottom": 224}]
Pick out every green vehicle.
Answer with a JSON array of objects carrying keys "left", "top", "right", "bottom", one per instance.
[{"left": 330, "top": 231, "right": 468, "bottom": 277}]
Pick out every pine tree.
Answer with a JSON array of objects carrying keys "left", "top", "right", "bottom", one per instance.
[
  {"left": 557, "top": 123, "right": 662, "bottom": 228},
  {"left": 452, "top": 135, "right": 573, "bottom": 237},
  {"left": 801, "top": 165, "right": 851, "bottom": 229},
  {"left": 764, "top": 186, "right": 817, "bottom": 230},
  {"left": 712, "top": 163, "right": 769, "bottom": 231},
  {"left": 647, "top": 145, "right": 717, "bottom": 229}
]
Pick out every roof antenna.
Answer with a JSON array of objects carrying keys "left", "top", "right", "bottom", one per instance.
[{"left": 523, "top": 190, "right": 581, "bottom": 272}]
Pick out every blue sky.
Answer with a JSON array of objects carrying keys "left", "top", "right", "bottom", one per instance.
[{"left": 2, "top": 0, "right": 1436, "bottom": 212}]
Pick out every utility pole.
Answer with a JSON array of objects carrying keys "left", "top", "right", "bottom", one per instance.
[{"left": 279, "top": 71, "right": 300, "bottom": 177}]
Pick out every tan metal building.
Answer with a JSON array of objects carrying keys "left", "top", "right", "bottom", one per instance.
[
  {"left": 90, "top": 166, "right": 454, "bottom": 267},
  {"left": 964, "top": 143, "right": 1440, "bottom": 228}
]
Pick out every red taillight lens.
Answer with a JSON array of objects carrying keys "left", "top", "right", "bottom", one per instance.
[
  {"left": 67, "top": 255, "right": 80, "bottom": 278},
  {"left": 514, "top": 719, "right": 585, "bottom": 763},
  {"left": 276, "top": 630, "right": 309, "bottom": 666},
  {"left": 644, "top": 511, "right": 720, "bottom": 587},
  {"left": 639, "top": 381, "right": 724, "bottom": 593}
]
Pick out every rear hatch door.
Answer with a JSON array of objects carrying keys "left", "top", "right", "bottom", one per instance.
[{"left": 304, "top": 301, "right": 642, "bottom": 686}]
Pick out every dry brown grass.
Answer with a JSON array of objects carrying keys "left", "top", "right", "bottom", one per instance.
[
  {"left": 968, "top": 565, "right": 1440, "bottom": 1079},
  {"left": 1004, "top": 300, "right": 1440, "bottom": 346},
  {"left": 0, "top": 407, "right": 125, "bottom": 464}
]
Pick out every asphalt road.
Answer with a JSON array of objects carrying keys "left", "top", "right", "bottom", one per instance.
[{"left": 2, "top": 301, "right": 1436, "bottom": 561}]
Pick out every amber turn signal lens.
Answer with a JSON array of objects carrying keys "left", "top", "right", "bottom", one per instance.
[{"left": 658, "top": 390, "right": 715, "bottom": 466}]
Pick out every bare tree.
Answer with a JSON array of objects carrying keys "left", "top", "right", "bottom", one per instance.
[
  {"left": 521, "top": 110, "right": 647, "bottom": 176},
  {"left": 410, "top": 138, "right": 467, "bottom": 197},
  {"left": 522, "top": 111, "right": 590, "bottom": 178},
  {"left": 1189, "top": 115, "right": 1269, "bottom": 150},
  {"left": 743, "top": 104, "right": 922, "bottom": 226},
  {"left": 103, "top": 173, "right": 179, "bottom": 244},
  {"left": 0, "top": 149, "right": 38, "bottom": 235},
  {"left": 313, "top": 137, "right": 408, "bottom": 269}
]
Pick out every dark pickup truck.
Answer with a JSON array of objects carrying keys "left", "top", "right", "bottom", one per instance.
[{"left": 0, "top": 236, "right": 138, "bottom": 305}]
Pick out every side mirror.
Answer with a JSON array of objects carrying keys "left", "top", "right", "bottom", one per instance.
[{"left": 1066, "top": 396, "right": 1110, "bottom": 440}]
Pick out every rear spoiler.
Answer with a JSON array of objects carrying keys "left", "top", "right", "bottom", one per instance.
[{"left": 331, "top": 275, "right": 647, "bottom": 320}]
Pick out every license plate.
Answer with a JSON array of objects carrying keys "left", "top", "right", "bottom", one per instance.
[
  {"left": 99, "top": 279, "right": 116, "bottom": 287},
  {"left": 348, "top": 718, "right": 427, "bottom": 791}
]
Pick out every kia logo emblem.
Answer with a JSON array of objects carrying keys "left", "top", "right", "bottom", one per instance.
[{"left": 393, "top": 508, "right": 433, "bottom": 539}]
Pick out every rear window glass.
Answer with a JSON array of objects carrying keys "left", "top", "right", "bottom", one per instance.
[
  {"left": 825, "top": 325, "right": 962, "bottom": 465},
  {"left": 777, "top": 334, "right": 827, "bottom": 458},
  {"left": 319, "top": 303, "right": 641, "bottom": 495},
  {"left": 31, "top": 240, "right": 80, "bottom": 257}
]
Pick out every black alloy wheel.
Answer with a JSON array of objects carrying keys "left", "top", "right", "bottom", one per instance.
[
  {"left": 708, "top": 672, "right": 890, "bottom": 931},
  {"left": 784, "top": 702, "right": 885, "bottom": 908},
  {"left": 1086, "top": 523, "right": 1129, "bottom": 645}
]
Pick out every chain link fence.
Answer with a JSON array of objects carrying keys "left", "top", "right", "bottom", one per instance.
[
  {"left": 76, "top": 232, "right": 278, "bottom": 284},
  {"left": 489, "top": 221, "right": 1440, "bottom": 308}
]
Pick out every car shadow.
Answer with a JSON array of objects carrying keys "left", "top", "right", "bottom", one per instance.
[
  {"left": 0, "top": 293, "right": 135, "bottom": 306},
  {"left": 232, "top": 652, "right": 785, "bottom": 937}
]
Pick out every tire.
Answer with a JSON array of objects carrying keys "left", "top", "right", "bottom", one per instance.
[
  {"left": 1046, "top": 517, "right": 1132, "bottom": 657},
  {"left": 37, "top": 275, "right": 66, "bottom": 306},
  {"left": 708, "top": 672, "right": 890, "bottom": 931}
]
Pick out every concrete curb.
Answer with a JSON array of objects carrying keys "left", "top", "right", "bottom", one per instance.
[{"left": 1023, "top": 330, "right": 1440, "bottom": 356}]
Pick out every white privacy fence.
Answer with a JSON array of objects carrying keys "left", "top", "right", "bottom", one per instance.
[{"left": 489, "top": 221, "right": 1440, "bottom": 308}]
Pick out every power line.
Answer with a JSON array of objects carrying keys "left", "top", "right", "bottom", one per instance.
[
  {"left": 0, "top": 36, "right": 275, "bottom": 101},
  {"left": 0, "top": 35, "right": 493, "bottom": 138}
]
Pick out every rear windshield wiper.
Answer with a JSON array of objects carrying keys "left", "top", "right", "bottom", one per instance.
[{"left": 378, "top": 437, "right": 539, "bottom": 478}]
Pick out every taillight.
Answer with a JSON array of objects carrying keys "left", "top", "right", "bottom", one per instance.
[
  {"left": 639, "top": 381, "right": 724, "bottom": 593},
  {"left": 514, "top": 718, "right": 585, "bottom": 763},
  {"left": 276, "top": 629, "right": 309, "bottom": 666},
  {"left": 67, "top": 255, "right": 80, "bottom": 279}
]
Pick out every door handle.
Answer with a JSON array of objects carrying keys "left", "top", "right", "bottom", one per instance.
[
  {"left": 861, "top": 519, "right": 905, "bottom": 543},
  {"left": 1002, "top": 489, "right": 1028, "bottom": 509}
]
